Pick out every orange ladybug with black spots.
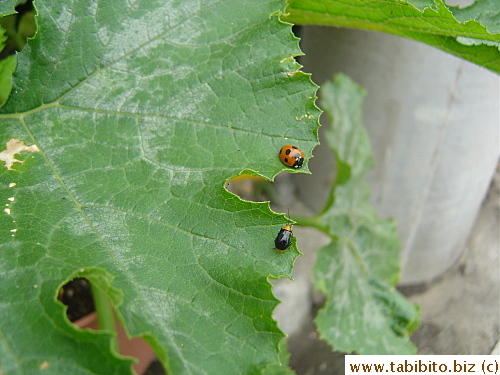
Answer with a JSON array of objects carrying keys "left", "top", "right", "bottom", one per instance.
[{"left": 279, "top": 145, "right": 304, "bottom": 169}]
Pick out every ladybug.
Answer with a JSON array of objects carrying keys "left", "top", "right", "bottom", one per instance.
[
  {"left": 279, "top": 145, "right": 304, "bottom": 169},
  {"left": 274, "top": 224, "right": 293, "bottom": 252}
]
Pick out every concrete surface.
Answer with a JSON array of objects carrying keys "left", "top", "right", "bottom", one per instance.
[{"left": 402, "top": 165, "right": 500, "bottom": 355}]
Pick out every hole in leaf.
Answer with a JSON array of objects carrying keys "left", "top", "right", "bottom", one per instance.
[
  {"left": 0, "top": 0, "right": 37, "bottom": 60},
  {"left": 58, "top": 277, "right": 158, "bottom": 374},
  {"left": 57, "top": 277, "right": 95, "bottom": 323},
  {"left": 225, "top": 171, "right": 303, "bottom": 213},
  {"left": 225, "top": 174, "right": 273, "bottom": 202}
]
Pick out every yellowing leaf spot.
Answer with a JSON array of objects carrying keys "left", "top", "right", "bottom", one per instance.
[
  {"left": 0, "top": 138, "right": 40, "bottom": 170},
  {"left": 280, "top": 55, "right": 294, "bottom": 63},
  {"left": 295, "top": 114, "right": 316, "bottom": 121},
  {"left": 38, "top": 361, "right": 49, "bottom": 370}
]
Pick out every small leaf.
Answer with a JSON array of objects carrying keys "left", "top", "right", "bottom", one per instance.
[
  {"left": 0, "top": 24, "right": 16, "bottom": 107},
  {"left": 0, "top": 54, "right": 15, "bottom": 107},
  {"left": 312, "top": 74, "right": 419, "bottom": 354},
  {"left": 321, "top": 74, "right": 371, "bottom": 179},
  {"left": 314, "top": 240, "right": 417, "bottom": 354}
]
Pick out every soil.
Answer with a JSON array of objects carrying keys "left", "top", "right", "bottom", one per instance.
[{"left": 57, "top": 277, "right": 95, "bottom": 322}]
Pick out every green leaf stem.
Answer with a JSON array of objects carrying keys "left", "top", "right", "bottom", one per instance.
[{"left": 307, "top": 74, "right": 419, "bottom": 355}]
